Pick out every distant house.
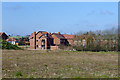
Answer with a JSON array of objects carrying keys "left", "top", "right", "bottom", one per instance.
[
  {"left": 18, "top": 37, "right": 30, "bottom": 45},
  {"left": 6, "top": 38, "right": 19, "bottom": 45},
  {"left": 9, "top": 35, "right": 30, "bottom": 45},
  {"left": 73, "top": 33, "right": 118, "bottom": 49},
  {"left": 63, "top": 34, "right": 74, "bottom": 45},
  {"left": 0, "top": 32, "right": 8, "bottom": 40},
  {"left": 30, "top": 31, "right": 74, "bottom": 50},
  {"left": 73, "top": 34, "right": 95, "bottom": 46}
]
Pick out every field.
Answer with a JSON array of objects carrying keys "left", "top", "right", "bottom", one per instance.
[{"left": 2, "top": 50, "right": 118, "bottom": 78}]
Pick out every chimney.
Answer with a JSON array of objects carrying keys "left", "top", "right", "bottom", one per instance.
[
  {"left": 58, "top": 32, "right": 60, "bottom": 34},
  {"left": 33, "top": 31, "right": 36, "bottom": 34},
  {"left": 33, "top": 31, "right": 36, "bottom": 37},
  {"left": 33, "top": 31, "right": 36, "bottom": 49},
  {"left": 49, "top": 32, "right": 51, "bottom": 35}
]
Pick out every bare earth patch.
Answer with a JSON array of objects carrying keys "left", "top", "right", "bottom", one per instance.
[{"left": 2, "top": 50, "right": 118, "bottom": 78}]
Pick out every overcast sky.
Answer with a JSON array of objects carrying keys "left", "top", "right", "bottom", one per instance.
[{"left": 2, "top": 2, "right": 118, "bottom": 36}]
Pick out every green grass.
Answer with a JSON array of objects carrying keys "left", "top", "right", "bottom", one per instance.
[{"left": 15, "top": 72, "right": 23, "bottom": 77}]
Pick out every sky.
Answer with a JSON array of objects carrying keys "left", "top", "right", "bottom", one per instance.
[{"left": 2, "top": 2, "right": 118, "bottom": 36}]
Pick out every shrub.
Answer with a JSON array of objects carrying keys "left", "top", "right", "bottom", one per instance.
[
  {"left": 73, "top": 45, "right": 84, "bottom": 51},
  {"left": 0, "top": 39, "right": 22, "bottom": 50},
  {"left": 16, "top": 72, "right": 23, "bottom": 77}
]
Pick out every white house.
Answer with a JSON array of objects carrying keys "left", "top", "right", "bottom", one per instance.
[{"left": 6, "top": 38, "right": 19, "bottom": 45}]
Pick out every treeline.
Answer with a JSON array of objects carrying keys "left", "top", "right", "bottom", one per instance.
[{"left": 73, "top": 27, "right": 118, "bottom": 52}]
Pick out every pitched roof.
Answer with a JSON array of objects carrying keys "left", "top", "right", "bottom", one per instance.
[
  {"left": 52, "top": 33, "right": 65, "bottom": 39},
  {"left": 78, "top": 34, "right": 89, "bottom": 39},
  {"left": 30, "top": 31, "right": 74, "bottom": 39},
  {"left": 37, "top": 31, "right": 47, "bottom": 34},
  {"left": 0, "top": 32, "right": 4, "bottom": 36},
  {"left": 63, "top": 34, "right": 74, "bottom": 39},
  {"left": 6, "top": 38, "right": 17, "bottom": 41},
  {"left": 30, "top": 31, "right": 53, "bottom": 39},
  {"left": 38, "top": 31, "right": 53, "bottom": 38}
]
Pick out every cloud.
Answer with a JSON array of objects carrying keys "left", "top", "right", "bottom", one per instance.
[
  {"left": 106, "top": 10, "right": 114, "bottom": 15},
  {"left": 100, "top": 10, "right": 114, "bottom": 15},
  {"left": 87, "top": 10, "right": 115, "bottom": 16}
]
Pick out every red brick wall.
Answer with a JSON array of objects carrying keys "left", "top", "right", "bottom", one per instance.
[
  {"left": 52, "top": 35, "right": 60, "bottom": 45},
  {"left": 36, "top": 36, "right": 48, "bottom": 50},
  {"left": 30, "top": 32, "right": 36, "bottom": 49},
  {"left": 30, "top": 39, "right": 35, "bottom": 49},
  {"left": 51, "top": 46, "right": 59, "bottom": 50}
]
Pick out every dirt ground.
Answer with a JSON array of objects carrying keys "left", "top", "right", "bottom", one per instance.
[{"left": 2, "top": 50, "right": 118, "bottom": 78}]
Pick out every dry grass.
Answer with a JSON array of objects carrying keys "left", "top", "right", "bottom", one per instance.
[{"left": 2, "top": 50, "right": 118, "bottom": 78}]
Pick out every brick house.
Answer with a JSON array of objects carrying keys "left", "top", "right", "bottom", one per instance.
[
  {"left": 63, "top": 34, "right": 74, "bottom": 45},
  {"left": 0, "top": 32, "right": 8, "bottom": 40},
  {"left": 30, "top": 31, "right": 74, "bottom": 50},
  {"left": 73, "top": 34, "right": 95, "bottom": 46},
  {"left": 73, "top": 33, "right": 118, "bottom": 49},
  {"left": 18, "top": 37, "right": 30, "bottom": 45}
]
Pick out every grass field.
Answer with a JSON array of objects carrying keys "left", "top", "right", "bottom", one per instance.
[{"left": 2, "top": 50, "right": 118, "bottom": 78}]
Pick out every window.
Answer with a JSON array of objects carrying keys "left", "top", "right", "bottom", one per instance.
[
  {"left": 113, "top": 40, "right": 115, "bottom": 43},
  {"left": 41, "top": 39, "right": 45, "bottom": 46},
  {"left": 44, "top": 34, "right": 48, "bottom": 37},
  {"left": 83, "top": 44, "right": 85, "bottom": 46},
  {"left": 82, "top": 39, "right": 86, "bottom": 46},
  {"left": 41, "top": 39, "right": 45, "bottom": 43},
  {"left": 36, "top": 40, "right": 38, "bottom": 42},
  {"left": 74, "top": 41, "right": 77, "bottom": 43},
  {"left": 83, "top": 39, "right": 86, "bottom": 43},
  {"left": 41, "top": 45, "right": 45, "bottom": 49},
  {"left": 36, "top": 45, "right": 38, "bottom": 48},
  {"left": 105, "top": 40, "right": 108, "bottom": 44},
  {"left": 60, "top": 39, "right": 65, "bottom": 44},
  {"left": 60, "top": 39, "right": 65, "bottom": 42}
]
